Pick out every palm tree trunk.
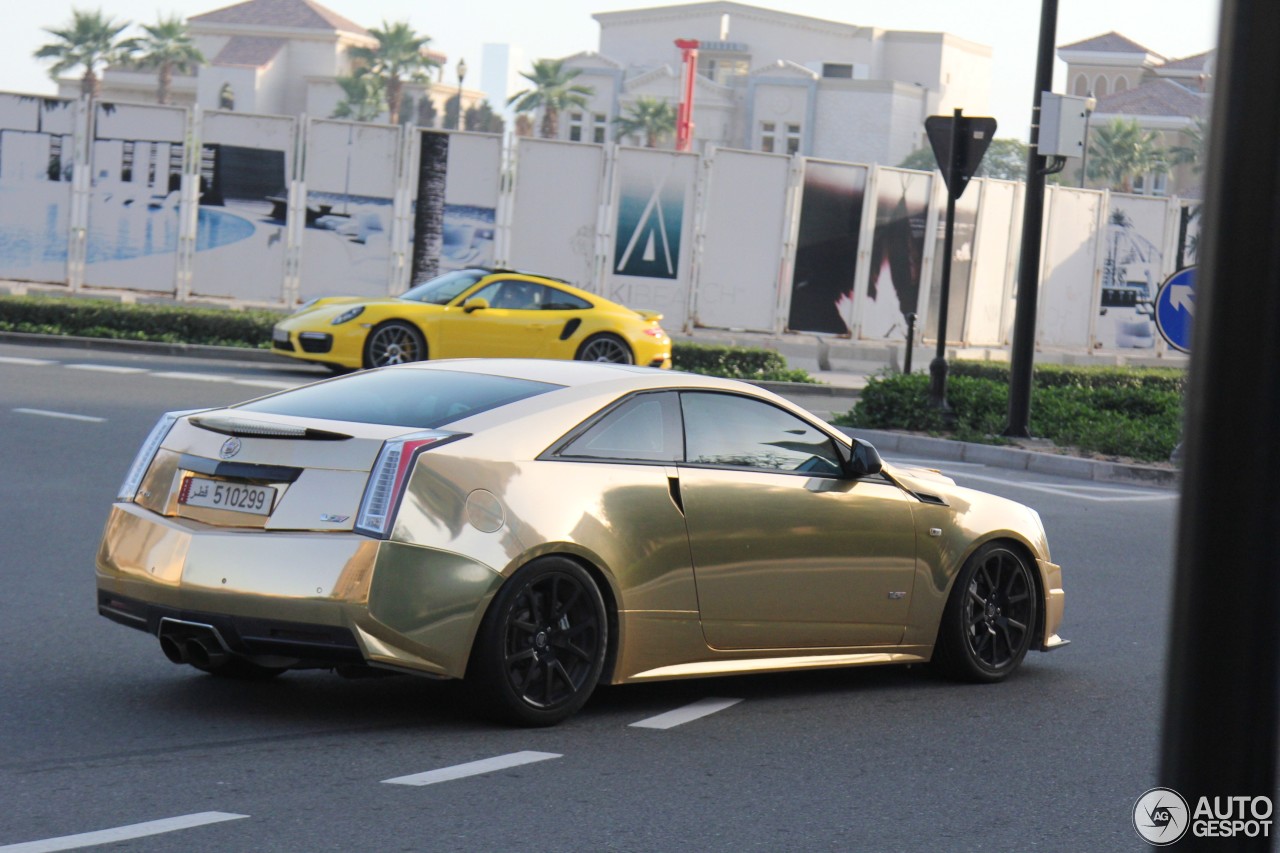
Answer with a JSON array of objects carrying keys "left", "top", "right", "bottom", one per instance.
[
  {"left": 411, "top": 131, "right": 448, "bottom": 284},
  {"left": 541, "top": 108, "right": 558, "bottom": 139},
  {"left": 81, "top": 69, "right": 98, "bottom": 99},
  {"left": 387, "top": 76, "right": 402, "bottom": 125},
  {"left": 158, "top": 62, "right": 173, "bottom": 105}
]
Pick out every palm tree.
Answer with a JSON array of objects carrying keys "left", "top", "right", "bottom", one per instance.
[
  {"left": 1170, "top": 116, "right": 1208, "bottom": 176},
  {"left": 508, "top": 59, "right": 594, "bottom": 139},
  {"left": 613, "top": 96, "right": 677, "bottom": 148},
  {"left": 348, "top": 22, "right": 437, "bottom": 125},
  {"left": 132, "top": 15, "right": 204, "bottom": 105},
  {"left": 1086, "top": 118, "right": 1168, "bottom": 193},
  {"left": 332, "top": 74, "right": 386, "bottom": 122},
  {"left": 34, "top": 9, "right": 135, "bottom": 99}
]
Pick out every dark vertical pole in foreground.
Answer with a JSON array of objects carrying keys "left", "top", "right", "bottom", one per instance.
[
  {"left": 1160, "top": 0, "right": 1280, "bottom": 825},
  {"left": 928, "top": 109, "right": 961, "bottom": 412},
  {"left": 1003, "top": 0, "right": 1058, "bottom": 438}
]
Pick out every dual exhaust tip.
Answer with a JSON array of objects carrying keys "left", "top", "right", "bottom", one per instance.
[{"left": 158, "top": 620, "right": 229, "bottom": 668}]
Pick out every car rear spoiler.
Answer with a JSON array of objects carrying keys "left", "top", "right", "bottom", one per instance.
[{"left": 634, "top": 309, "right": 664, "bottom": 322}]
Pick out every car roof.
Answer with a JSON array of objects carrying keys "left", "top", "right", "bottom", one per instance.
[{"left": 394, "top": 358, "right": 745, "bottom": 392}]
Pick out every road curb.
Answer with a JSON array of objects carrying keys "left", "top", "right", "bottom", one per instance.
[
  {"left": 839, "top": 426, "right": 1180, "bottom": 489},
  {"left": 0, "top": 330, "right": 288, "bottom": 364}
]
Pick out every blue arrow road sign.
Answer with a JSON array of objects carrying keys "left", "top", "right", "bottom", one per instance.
[{"left": 1155, "top": 266, "right": 1196, "bottom": 353}]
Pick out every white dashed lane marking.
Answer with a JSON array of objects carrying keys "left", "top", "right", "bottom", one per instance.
[
  {"left": 232, "top": 379, "right": 300, "bottom": 390},
  {"left": 0, "top": 356, "right": 57, "bottom": 366},
  {"left": 951, "top": 471, "right": 1176, "bottom": 503},
  {"left": 65, "top": 363, "right": 148, "bottom": 374},
  {"left": 149, "top": 371, "right": 239, "bottom": 382},
  {"left": 12, "top": 408, "right": 106, "bottom": 423},
  {"left": 630, "top": 698, "right": 744, "bottom": 730},
  {"left": 0, "top": 811, "right": 248, "bottom": 852},
  {"left": 381, "top": 751, "right": 562, "bottom": 786}
]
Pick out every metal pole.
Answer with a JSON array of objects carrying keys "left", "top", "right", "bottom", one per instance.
[
  {"left": 1160, "top": 0, "right": 1280, "bottom": 832},
  {"left": 1078, "top": 92, "right": 1093, "bottom": 188},
  {"left": 929, "top": 108, "right": 962, "bottom": 412},
  {"left": 1003, "top": 0, "right": 1058, "bottom": 438},
  {"left": 904, "top": 313, "right": 917, "bottom": 374}
]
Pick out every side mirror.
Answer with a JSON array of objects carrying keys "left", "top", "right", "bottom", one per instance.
[
  {"left": 842, "top": 437, "right": 883, "bottom": 478},
  {"left": 463, "top": 297, "right": 489, "bottom": 313}
]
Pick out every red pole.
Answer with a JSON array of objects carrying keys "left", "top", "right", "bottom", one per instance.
[{"left": 675, "top": 39, "right": 699, "bottom": 151}]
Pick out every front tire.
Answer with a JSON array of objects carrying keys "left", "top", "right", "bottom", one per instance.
[
  {"left": 575, "top": 333, "right": 634, "bottom": 364},
  {"left": 933, "top": 542, "right": 1037, "bottom": 682},
  {"left": 363, "top": 321, "right": 427, "bottom": 369},
  {"left": 468, "top": 557, "right": 608, "bottom": 726}
]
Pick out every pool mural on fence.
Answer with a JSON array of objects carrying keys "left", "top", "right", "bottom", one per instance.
[
  {"left": 300, "top": 119, "right": 400, "bottom": 301},
  {"left": 190, "top": 111, "right": 292, "bottom": 302},
  {"left": 0, "top": 93, "right": 76, "bottom": 284}
]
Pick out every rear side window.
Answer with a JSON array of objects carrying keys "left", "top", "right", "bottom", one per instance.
[
  {"left": 236, "top": 369, "right": 558, "bottom": 428},
  {"left": 557, "top": 392, "right": 682, "bottom": 462}
]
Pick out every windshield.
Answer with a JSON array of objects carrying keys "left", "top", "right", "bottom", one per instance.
[
  {"left": 400, "top": 270, "right": 487, "bottom": 305},
  {"left": 235, "top": 368, "right": 559, "bottom": 429}
]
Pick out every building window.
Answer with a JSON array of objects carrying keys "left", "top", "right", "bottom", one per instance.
[
  {"left": 1152, "top": 171, "right": 1169, "bottom": 196},
  {"left": 760, "top": 121, "right": 776, "bottom": 153},
  {"left": 698, "top": 57, "right": 749, "bottom": 85},
  {"left": 219, "top": 83, "right": 235, "bottom": 111},
  {"left": 568, "top": 111, "right": 584, "bottom": 142},
  {"left": 1115, "top": 76, "right": 1128, "bottom": 93},
  {"left": 785, "top": 123, "right": 802, "bottom": 155},
  {"left": 1094, "top": 75, "right": 1109, "bottom": 97},
  {"left": 822, "top": 63, "right": 853, "bottom": 79},
  {"left": 593, "top": 113, "right": 607, "bottom": 144},
  {"left": 1074, "top": 74, "right": 1088, "bottom": 96}
]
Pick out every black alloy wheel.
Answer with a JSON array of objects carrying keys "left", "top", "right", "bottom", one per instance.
[
  {"left": 470, "top": 557, "right": 607, "bottom": 726},
  {"left": 935, "top": 542, "right": 1037, "bottom": 682}
]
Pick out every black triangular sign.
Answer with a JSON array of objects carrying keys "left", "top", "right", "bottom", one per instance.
[{"left": 925, "top": 115, "right": 998, "bottom": 199}]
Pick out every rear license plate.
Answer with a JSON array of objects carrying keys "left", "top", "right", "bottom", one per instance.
[{"left": 179, "top": 476, "right": 275, "bottom": 516}]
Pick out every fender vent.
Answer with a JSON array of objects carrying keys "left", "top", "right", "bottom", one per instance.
[
  {"left": 913, "top": 491, "right": 949, "bottom": 506},
  {"left": 560, "top": 318, "right": 582, "bottom": 340}
]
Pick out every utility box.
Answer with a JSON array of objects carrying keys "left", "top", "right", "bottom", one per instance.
[{"left": 1038, "top": 92, "right": 1092, "bottom": 158}]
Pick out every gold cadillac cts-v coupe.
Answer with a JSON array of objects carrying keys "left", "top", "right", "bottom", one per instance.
[{"left": 96, "top": 360, "right": 1067, "bottom": 726}]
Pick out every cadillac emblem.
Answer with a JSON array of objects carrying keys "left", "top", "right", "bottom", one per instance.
[{"left": 219, "top": 437, "right": 242, "bottom": 459}]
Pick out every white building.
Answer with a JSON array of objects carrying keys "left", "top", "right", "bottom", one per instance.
[
  {"left": 57, "top": 0, "right": 482, "bottom": 125},
  {"left": 546, "top": 1, "right": 990, "bottom": 165}
]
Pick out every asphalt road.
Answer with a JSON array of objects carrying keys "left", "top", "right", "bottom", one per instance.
[{"left": 0, "top": 343, "right": 1179, "bottom": 851}]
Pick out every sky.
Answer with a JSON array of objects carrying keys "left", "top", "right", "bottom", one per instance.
[{"left": 3, "top": 0, "right": 1221, "bottom": 140}]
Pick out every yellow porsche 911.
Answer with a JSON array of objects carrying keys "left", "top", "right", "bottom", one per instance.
[
  {"left": 97, "top": 360, "right": 1066, "bottom": 727},
  {"left": 272, "top": 268, "right": 672, "bottom": 371}
]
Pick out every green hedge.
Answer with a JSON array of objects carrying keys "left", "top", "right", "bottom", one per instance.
[
  {"left": 841, "top": 364, "right": 1183, "bottom": 462},
  {"left": 0, "top": 295, "right": 814, "bottom": 382},
  {"left": 671, "top": 342, "right": 816, "bottom": 383},
  {"left": 0, "top": 295, "right": 279, "bottom": 348}
]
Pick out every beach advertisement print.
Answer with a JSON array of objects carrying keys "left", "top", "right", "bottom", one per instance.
[{"left": 0, "top": 93, "right": 76, "bottom": 284}]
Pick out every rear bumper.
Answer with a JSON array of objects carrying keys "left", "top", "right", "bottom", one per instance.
[{"left": 96, "top": 502, "right": 504, "bottom": 678}]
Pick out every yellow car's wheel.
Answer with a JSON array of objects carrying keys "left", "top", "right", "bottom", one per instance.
[
  {"left": 575, "top": 333, "right": 633, "bottom": 364},
  {"left": 363, "top": 321, "right": 427, "bottom": 369},
  {"left": 934, "top": 542, "right": 1037, "bottom": 683},
  {"left": 468, "top": 557, "right": 608, "bottom": 727}
]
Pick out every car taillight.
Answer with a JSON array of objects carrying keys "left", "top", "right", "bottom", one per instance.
[
  {"left": 117, "top": 409, "right": 206, "bottom": 501},
  {"left": 643, "top": 327, "right": 666, "bottom": 337},
  {"left": 355, "top": 431, "right": 464, "bottom": 538}
]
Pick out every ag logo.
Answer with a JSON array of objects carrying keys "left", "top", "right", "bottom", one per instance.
[{"left": 1134, "top": 787, "right": 1190, "bottom": 845}]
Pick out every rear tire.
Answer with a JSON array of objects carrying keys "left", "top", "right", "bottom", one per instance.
[
  {"left": 468, "top": 557, "right": 607, "bottom": 727},
  {"left": 575, "top": 334, "right": 633, "bottom": 364},
  {"left": 933, "top": 542, "right": 1037, "bottom": 683}
]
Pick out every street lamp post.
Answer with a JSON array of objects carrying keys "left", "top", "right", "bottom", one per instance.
[
  {"left": 455, "top": 57, "right": 467, "bottom": 130},
  {"left": 1079, "top": 91, "right": 1096, "bottom": 187}
]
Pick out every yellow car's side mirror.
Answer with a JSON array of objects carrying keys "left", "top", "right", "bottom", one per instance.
[{"left": 463, "top": 297, "right": 490, "bottom": 313}]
